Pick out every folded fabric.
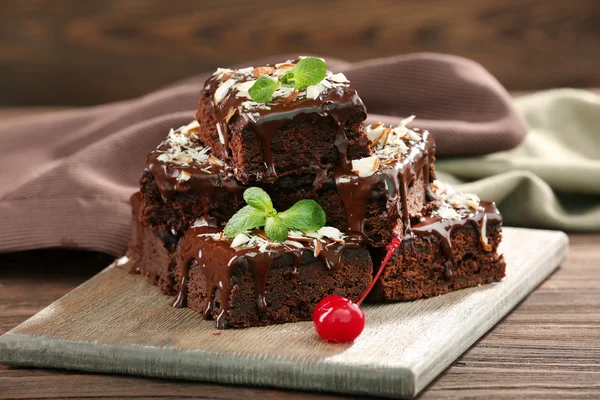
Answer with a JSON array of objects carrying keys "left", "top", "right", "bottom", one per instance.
[
  {"left": 0, "top": 53, "right": 528, "bottom": 256},
  {"left": 436, "top": 89, "right": 600, "bottom": 231}
]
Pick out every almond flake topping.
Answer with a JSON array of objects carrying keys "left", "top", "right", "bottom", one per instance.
[
  {"left": 224, "top": 107, "right": 237, "bottom": 123},
  {"left": 479, "top": 214, "right": 493, "bottom": 251},
  {"left": 209, "top": 60, "right": 351, "bottom": 113},
  {"left": 154, "top": 121, "right": 210, "bottom": 167},
  {"left": 252, "top": 66, "right": 275, "bottom": 78},
  {"left": 351, "top": 155, "right": 380, "bottom": 178},
  {"left": 231, "top": 233, "right": 251, "bottom": 248},
  {"left": 214, "top": 79, "right": 236, "bottom": 105},
  {"left": 218, "top": 226, "right": 347, "bottom": 252},
  {"left": 329, "top": 72, "right": 349, "bottom": 83},
  {"left": 431, "top": 180, "right": 484, "bottom": 221}
]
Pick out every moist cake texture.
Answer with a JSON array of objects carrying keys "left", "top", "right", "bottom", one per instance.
[{"left": 369, "top": 181, "right": 505, "bottom": 301}]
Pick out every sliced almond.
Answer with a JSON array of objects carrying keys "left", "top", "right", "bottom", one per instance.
[
  {"left": 216, "top": 123, "right": 226, "bottom": 145},
  {"left": 284, "top": 240, "right": 305, "bottom": 249},
  {"left": 224, "top": 107, "right": 237, "bottom": 123},
  {"left": 407, "top": 129, "right": 421, "bottom": 142},
  {"left": 208, "top": 155, "right": 224, "bottom": 167},
  {"left": 313, "top": 239, "right": 323, "bottom": 257},
  {"left": 317, "top": 226, "right": 344, "bottom": 243},
  {"left": 329, "top": 72, "right": 348, "bottom": 83},
  {"left": 177, "top": 170, "right": 192, "bottom": 182},
  {"left": 214, "top": 79, "right": 236, "bottom": 105},
  {"left": 259, "top": 242, "right": 269, "bottom": 253},
  {"left": 236, "top": 67, "right": 254, "bottom": 75},
  {"left": 184, "top": 120, "right": 200, "bottom": 133},
  {"left": 275, "top": 62, "right": 295, "bottom": 69},
  {"left": 288, "top": 236, "right": 313, "bottom": 243},
  {"left": 400, "top": 115, "right": 416, "bottom": 127},
  {"left": 252, "top": 66, "right": 275, "bottom": 78},
  {"left": 366, "top": 123, "right": 386, "bottom": 145},
  {"left": 436, "top": 206, "right": 461, "bottom": 221},
  {"left": 479, "top": 214, "right": 493, "bottom": 251},
  {"left": 157, "top": 153, "right": 171, "bottom": 163},
  {"left": 231, "top": 233, "right": 251, "bottom": 248},
  {"left": 351, "top": 155, "right": 380, "bottom": 177},
  {"left": 379, "top": 127, "right": 392, "bottom": 148},
  {"left": 213, "top": 67, "right": 233, "bottom": 76},
  {"left": 279, "top": 90, "right": 299, "bottom": 103},
  {"left": 304, "top": 231, "right": 323, "bottom": 240},
  {"left": 220, "top": 71, "right": 234, "bottom": 81},
  {"left": 306, "top": 83, "right": 327, "bottom": 100}
]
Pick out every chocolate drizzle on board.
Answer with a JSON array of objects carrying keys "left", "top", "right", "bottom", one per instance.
[{"left": 173, "top": 225, "right": 361, "bottom": 329}]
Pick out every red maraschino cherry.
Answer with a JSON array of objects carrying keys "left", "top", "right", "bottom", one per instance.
[
  {"left": 313, "top": 295, "right": 365, "bottom": 343},
  {"left": 313, "top": 237, "right": 401, "bottom": 343}
]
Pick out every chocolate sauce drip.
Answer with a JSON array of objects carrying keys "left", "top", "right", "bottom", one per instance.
[
  {"left": 147, "top": 149, "right": 246, "bottom": 218},
  {"left": 206, "top": 67, "right": 364, "bottom": 181},
  {"left": 173, "top": 226, "right": 357, "bottom": 329},
  {"left": 332, "top": 131, "right": 436, "bottom": 243},
  {"left": 413, "top": 201, "right": 502, "bottom": 278}
]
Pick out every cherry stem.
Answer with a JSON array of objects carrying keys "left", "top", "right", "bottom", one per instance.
[{"left": 356, "top": 236, "right": 402, "bottom": 306}]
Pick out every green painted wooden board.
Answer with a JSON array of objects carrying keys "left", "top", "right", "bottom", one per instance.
[{"left": 0, "top": 227, "right": 568, "bottom": 399}]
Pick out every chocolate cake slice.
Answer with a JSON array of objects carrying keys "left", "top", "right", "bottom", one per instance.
[
  {"left": 369, "top": 181, "right": 506, "bottom": 301},
  {"left": 172, "top": 224, "right": 372, "bottom": 328},
  {"left": 140, "top": 118, "right": 436, "bottom": 247},
  {"left": 126, "top": 191, "right": 179, "bottom": 294},
  {"left": 141, "top": 120, "right": 246, "bottom": 234},
  {"left": 195, "top": 59, "right": 369, "bottom": 184}
]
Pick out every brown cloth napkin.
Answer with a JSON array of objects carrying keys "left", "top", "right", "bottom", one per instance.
[{"left": 0, "top": 53, "right": 527, "bottom": 256}]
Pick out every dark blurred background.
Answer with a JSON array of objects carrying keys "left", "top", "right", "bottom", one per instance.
[{"left": 1, "top": 0, "right": 599, "bottom": 106}]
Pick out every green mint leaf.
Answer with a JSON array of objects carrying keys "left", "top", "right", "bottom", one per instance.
[
  {"left": 265, "top": 215, "right": 288, "bottom": 242},
  {"left": 278, "top": 199, "right": 326, "bottom": 232},
  {"left": 280, "top": 71, "right": 295, "bottom": 87},
  {"left": 243, "top": 187, "right": 274, "bottom": 212},
  {"left": 290, "top": 58, "right": 327, "bottom": 89},
  {"left": 249, "top": 76, "right": 280, "bottom": 103},
  {"left": 224, "top": 205, "right": 266, "bottom": 238}
]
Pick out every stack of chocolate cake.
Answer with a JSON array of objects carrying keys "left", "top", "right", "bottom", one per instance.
[{"left": 126, "top": 58, "right": 506, "bottom": 329}]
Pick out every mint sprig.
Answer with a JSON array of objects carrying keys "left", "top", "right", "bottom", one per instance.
[
  {"left": 243, "top": 187, "right": 273, "bottom": 212},
  {"left": 248, "top": 57, "right": 327, "bottom": 103},
  {"left": 223, "top": 205, "right": 267, "bottom": 238},
  {"left": 224, "top": 187, "right": 327, "bottom": 243},
  {"left": 265, "top": 215, "right": 288, "bottom": 243},
  {"left": 248, "top": 76, "right": 280, "bottom": 104},
  {"left": 278, "top": 199, "right": 326, "bottom": 232},
  {"left": 280, "top": 58, "right": 327, "bottom": 89}
]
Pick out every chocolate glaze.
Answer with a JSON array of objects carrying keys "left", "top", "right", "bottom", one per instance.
[
  {"left": 412, "top": 200, "right": 502, "bottom": 278},
  {"left": 147, "top": 148, "right": 245, "bottom": 223},
  {"left": 205, "top": 65, "right": 365, "bottom": 181},
  {"left": 173, "top": 225, "right": 361, "bottom": 329},
  {"left": 333, "top": 131, "right": 436, "bottom": 244}
]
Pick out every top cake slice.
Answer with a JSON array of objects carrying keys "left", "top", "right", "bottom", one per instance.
[{"left": 195, "top": 58, "right": 369, "bottom": 184}]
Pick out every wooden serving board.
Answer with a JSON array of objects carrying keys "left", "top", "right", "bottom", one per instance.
[{"left": 0, "top": 227, "right": 568, "bottom": 399}]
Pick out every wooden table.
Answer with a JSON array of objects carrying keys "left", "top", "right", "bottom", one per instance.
[{"left": 1, "top": 108, "right": 599, "bottom": 399}]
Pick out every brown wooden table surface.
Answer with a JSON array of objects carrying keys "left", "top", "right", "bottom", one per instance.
[{"left": 1, "top": 108, "right": 599, "bottom": 399}]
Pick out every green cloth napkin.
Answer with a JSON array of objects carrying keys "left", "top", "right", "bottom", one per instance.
[{"left": 436, "top": 89, "right": 600, "bottom": 231}]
